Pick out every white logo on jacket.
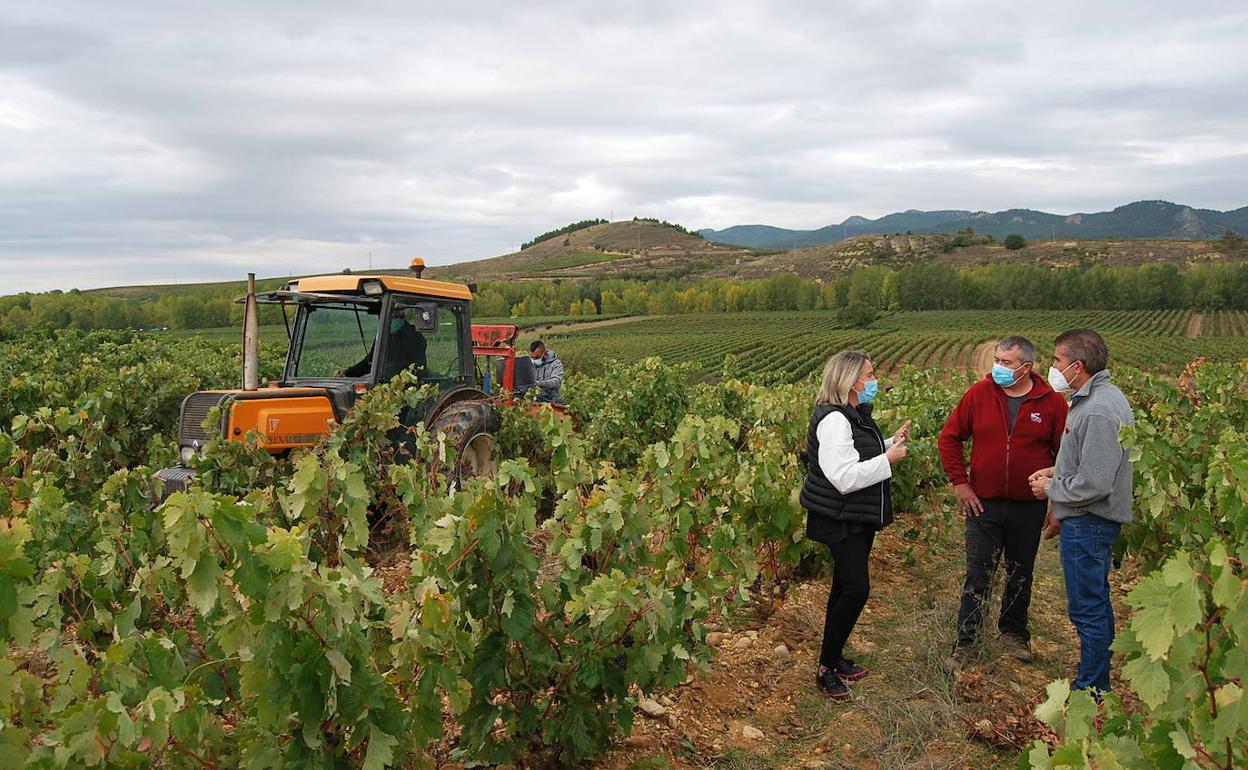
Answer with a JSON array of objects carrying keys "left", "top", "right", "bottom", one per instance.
[{"left": 1030, "top": 412, "right": 1042, "bottom": 423}]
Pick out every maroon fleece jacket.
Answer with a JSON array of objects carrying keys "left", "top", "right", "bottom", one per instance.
[{"left": 938, "top": 372, "right": 1069, "bottom": 501}]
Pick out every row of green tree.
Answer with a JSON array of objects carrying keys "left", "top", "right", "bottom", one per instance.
[
  {"left": 471, "top": 261, "right": 1248, "bottom": 317},
  {"left": 0, "top": 286, "right": 293, "bottom": 334},
  {"left": 519, "top": 219, "right": 608, "bottom": 250},
  {"left": 2, "top": 261, "right": 1246, "bottom": 332}
]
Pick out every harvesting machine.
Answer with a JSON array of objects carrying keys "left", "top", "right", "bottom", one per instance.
[{"left": 155, "top": 260, "right": 541, "bottom": 493}]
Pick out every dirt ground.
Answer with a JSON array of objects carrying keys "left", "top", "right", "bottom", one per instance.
[
  {"left": 590, "top": 505, "right": 1139, "bottom": 770},
  {"left": 970, "top": 340, "right": 1000, "bottom": 378}
]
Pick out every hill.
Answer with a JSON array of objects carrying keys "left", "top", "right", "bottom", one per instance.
[
  {"left": 701, "top": 200, "right": 1248, "bottom": 248},
  {"left": 713, "top": 232, "right": 1248, "bottom": 280},
  {"left": 426, "top": 219, "right": 751, "bottom": 280}
]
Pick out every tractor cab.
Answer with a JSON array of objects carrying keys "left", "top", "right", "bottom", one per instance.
[
  {"left": 156, "top": 261, "right": 508, "bottom": 495},
  {"left": 269, "top": 269, "right": 476, "bottom": 409}
]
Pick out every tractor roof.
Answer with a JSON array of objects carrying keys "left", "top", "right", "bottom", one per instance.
[{"left": 289, "top": 274, "right": 473, "bottom": 301}]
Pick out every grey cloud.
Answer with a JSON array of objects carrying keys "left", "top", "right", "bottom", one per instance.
[{"left": 2, "top": 1, "right": 1246, "bottom": 292}]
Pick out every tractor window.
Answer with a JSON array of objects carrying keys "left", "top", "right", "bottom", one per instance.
[
  {"left": 292, "top": 303, "right": 379, "bottom": 378},
  {"left": 395, "top": 301, "right": 464, "bottom": 381}
]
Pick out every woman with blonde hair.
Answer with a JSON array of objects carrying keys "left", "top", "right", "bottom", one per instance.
[{"left": 800, "top": 350, "right": 910, "bottom": 699}]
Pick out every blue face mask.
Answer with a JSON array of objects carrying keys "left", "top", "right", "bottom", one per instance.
[
  {"left": 991, "top": 362, "right": 1024, "bottom": 387},
  {"left": 858, "top": 378, "right": 879, "bottom": 404}
]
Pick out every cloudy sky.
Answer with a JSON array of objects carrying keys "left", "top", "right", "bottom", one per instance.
[{"left": 2, "top": 1, "right": 1246, "bottom": 292}]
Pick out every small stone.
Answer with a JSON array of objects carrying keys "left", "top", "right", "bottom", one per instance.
[
  {"left": 638, "top": 699, "right": 666, "bottom": 718},
  {"left": 734, "top": 637, "right": 754, "bottom": 651},
  {"left": 667, "top": 713, "right": 678, "bottom": 729},
  {"left": 659, "top": 695, "right": 674, "bottom": 707},
  {"left": 742, "top": 725, "right": 764, "bottom": 740},
  {"left": 706, "top": 631, "right": 725, "bottom": 647},
  {"left": 773, "top": 643, "right": 791, "bottom": 659},
  {"left": 624, "top": 735, "right": 655, "bottom": 749},
  {"left": 746, "top": 630, "right": 759, "bottom": 640}
]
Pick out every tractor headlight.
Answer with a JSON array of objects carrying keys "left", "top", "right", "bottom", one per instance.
[
  {"left": 362, "top": 280, "right": 384, "bottom": 296},
  {"left": 181, "top": 445, "right": 196, "bottom": 464}
]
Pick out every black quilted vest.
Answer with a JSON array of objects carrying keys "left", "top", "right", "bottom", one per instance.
[{"left": 801, "top": 403, "right": 894, "bottom": 541}]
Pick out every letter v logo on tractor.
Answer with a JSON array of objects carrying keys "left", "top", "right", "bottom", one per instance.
[{"left": 269, "top": 417, "right": 281, "bottom": 434}]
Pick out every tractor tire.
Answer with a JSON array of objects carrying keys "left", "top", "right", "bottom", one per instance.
[{"left": 428, "top": 400, "right": 499, "bottom": 483}]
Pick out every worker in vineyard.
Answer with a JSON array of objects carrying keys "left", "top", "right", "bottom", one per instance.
[
  {"left": 1028, "top": 329, "right": 1133, "bottom": 695},
  {"left": 938, "top": 336, "right": 1068, "bottom": 669},
  {"left": 527, "top": 340, "right": 566, "bottom": 404},
  {"left": 800, "top": 350, "right": 910, "bottom": 700}
]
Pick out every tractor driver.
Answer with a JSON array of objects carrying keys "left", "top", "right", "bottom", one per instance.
[{"left": 342, "top": 312, "right": 428, "bottom": 380}]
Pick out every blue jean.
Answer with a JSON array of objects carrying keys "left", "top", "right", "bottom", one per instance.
[{"left": 1059, "top": 515, "right": 1121, "bottom": 692}]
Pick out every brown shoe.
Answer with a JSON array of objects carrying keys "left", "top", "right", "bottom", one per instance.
[
  {"left": 999, "top": 634, "right": 1035, "bottom": 663},
  {"left": 941, "top": 644, "right": 975, "bottom": 673}
]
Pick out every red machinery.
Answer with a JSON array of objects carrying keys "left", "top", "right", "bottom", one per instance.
[
  {"left": 471, "top": 324, "right": 523, "bottom": 394},
  {"left": 471, "top": 324, "right": 566, "bottom": 412}
]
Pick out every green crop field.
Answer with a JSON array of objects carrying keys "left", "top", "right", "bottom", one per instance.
[
  {"left": 533, "top": 309, "right": 1248, "bottom": 381},
  {"left": 171, "top": 309, "right": 1248, "bottom": 383}
]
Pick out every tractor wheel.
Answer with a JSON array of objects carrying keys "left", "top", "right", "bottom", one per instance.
[{"left": 428, "top": 400, "right": 499, "bottom": 482}]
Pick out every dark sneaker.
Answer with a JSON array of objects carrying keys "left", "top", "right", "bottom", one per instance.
[
  {"left": 835, "top": 657, "right": 869, "bottom": 681},
  {"left": 999, "top": 634, "right": 1035, "bottom": 663},
  {"left": 941, "top": 644, "right": 976, "bottom": 673},
  {"left": 815, "top": 667, "right": 851, "bottom": 700}
]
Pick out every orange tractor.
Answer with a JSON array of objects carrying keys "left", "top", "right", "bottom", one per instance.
[{"left": 156, "top": 261, "right": 544, "bottom": 493}]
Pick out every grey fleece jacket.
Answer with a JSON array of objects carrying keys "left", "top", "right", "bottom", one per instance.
[
  {"left": 1047, "top": 370, "right": 1134, "bottom": 524},
  {"left": 534, "top": 350, "right": 564, "bottom": 397}
]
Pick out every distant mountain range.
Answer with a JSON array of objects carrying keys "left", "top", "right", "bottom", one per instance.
[{"left": 699, "top": 200, "right": 1248, "bottom": 249}]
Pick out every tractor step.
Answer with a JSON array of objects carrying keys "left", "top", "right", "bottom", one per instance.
[{"left": 154, "top": 465, "right": 196, "bottom": 497}]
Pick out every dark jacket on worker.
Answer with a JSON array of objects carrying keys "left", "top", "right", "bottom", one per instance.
[
  {"left": 937, "top": 372, "right": 1068, "bottom": 501},
  {"left": 801, "top": 403, "right": 893, "bottom": 543},
  {"left": 344, "top": 323, "right": 427, "bottom": 380}
]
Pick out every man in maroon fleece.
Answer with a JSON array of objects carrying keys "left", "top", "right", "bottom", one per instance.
[{"left": 939, "top": 336, "right": 1068, "bottom": 665}]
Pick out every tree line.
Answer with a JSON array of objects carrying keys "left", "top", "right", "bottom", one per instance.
[
  {"left": 472, "top": 261, "right": 1248, "bottom": 318},
  {"left": 519, "top": 219, "right": 608, "bottom": 250},
  {"left": 2, "top": 261, "right": 1246, "bottom": 333}
]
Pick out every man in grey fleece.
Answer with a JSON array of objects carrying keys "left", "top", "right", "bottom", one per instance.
[
  {"left": 1029, "top": 328, "right": 1133, "bottom": 694},
  {"left": 528, "top": 340, "right": 566, "bottom": 405}
]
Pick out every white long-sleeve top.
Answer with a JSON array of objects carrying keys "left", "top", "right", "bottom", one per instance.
[{"left": 816, "top": 411, "right": 894, "bottom": 495}]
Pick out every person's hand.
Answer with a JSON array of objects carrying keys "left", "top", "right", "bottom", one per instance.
[
  {"left": 1043, "top": 509, "right": 1060, "bottom": 540},
  {"left": 892, "top": 419, "right": 912, "bottom": 445},
  {"left": 1029, "top": 467, "right": 1054, "bottom": 500},
  {"left": 885, "top": 437, "right": 908, "bottom": 464},
  {"left": 1029, "top": 476, "right": 1050, "bottom": 500},
  {"left": 953, "top": 483, "right": 983, "bottom": 517}
]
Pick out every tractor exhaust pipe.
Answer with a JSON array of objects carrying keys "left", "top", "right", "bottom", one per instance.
[{"left": 242, "top": 273, "right": 259, "bottom": 391}]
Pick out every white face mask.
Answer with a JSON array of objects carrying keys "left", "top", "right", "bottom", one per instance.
[{"left": 1047, "top": 362, "right": 1077, "bottom": 392}]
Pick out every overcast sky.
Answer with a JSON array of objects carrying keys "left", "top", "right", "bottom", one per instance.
[{"left": 2, "top": 1, "right": 1246, "bottom": 292}]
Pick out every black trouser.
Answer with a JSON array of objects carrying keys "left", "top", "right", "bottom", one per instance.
[
  {"left": 819, "top": 531, "right": 875, "bottom": 669},
  {"left": 956, "top": 498, "right": 1048, "bottom": 646}
]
